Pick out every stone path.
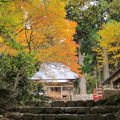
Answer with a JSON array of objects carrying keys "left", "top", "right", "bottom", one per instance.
[{"left": 7, "top": 100, "right": 120, "bottom": 120}]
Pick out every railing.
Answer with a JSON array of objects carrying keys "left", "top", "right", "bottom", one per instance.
[
  {"left": 101, "top": 85, "right": 120, "bottom": 90},
  {"left": 47, "top": 91, "right": 70, "bottom": 97},
  {"left": 61, "top": 91, "right": 69, "bottom": 95},
  {"left": 47, "top": 91, "right": 60, "bottom": 94},
  {"left": 47, "top": 91, "right": 61, "bottom": 97}
]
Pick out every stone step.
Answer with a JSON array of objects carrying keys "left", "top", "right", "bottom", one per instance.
[
  {"left": 24, "top": 100, "right": 107, "bottom": 107},
  {"left": 24, "top": 98, "right": 120, "bottom": 107},
  {"left": 7, "top": 100, "right": 120, "bottom": 120},
  {"left": 8, "top": 113, "right": 118, "bottom": 120},
  {"left": 10, "top": 106, "right": 119, "bottom": 114}
]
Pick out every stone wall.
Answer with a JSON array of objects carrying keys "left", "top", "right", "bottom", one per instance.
[
  {"left": 59, "top": 94, "right": 93, "bottom": 101},
  {"left": 72, "top": 94, "right": 93, "bottom": 101}
]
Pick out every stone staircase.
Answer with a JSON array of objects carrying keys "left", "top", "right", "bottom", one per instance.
[{"left": 7, "top": 100, "right": 120, "bottom": 120}]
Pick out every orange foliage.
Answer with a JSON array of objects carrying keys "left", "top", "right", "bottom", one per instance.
[{"left": 0, "top": 0, "right": 82, "bottom": 76}]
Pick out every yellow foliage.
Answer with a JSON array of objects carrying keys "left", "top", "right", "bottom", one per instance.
[
  {"left": 95, "top": 21, "right": 120, "bottom": 66},
  {"left": 0, "top": 36, "right": 3, "bottom": 42}
]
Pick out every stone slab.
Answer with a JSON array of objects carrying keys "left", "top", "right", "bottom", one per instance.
[
  {"left": 32, "top": 115, "right": 43, "bottom": 120},
  {"left": 8, "top": 112, "right": 23, "bottom": 120},
  {"left": 45, "top": 107, "right": 64, "bottom": 114},
  {"left": 52, "top": 101, "right": 66, "bottom": 107},
  {"left": 44, "top": 114, "right": 56, "bottom": 120},
  {"left": 15, "top": 107, "right": 28, "bottom": 113},
  {"left": 65, "top": 107, "right": 90, "bottom": 114},
  {"left": 66, "top": 101, "right": 75, "bottom": 107},
  {"left": 77, "top": 107, "right": 90, "bottom": 114},
  {"left": 90, "top": 106, "right": 115, "bottom": 114},
  {"left": 22, "top": 113, "right": 33, "bottom": 120},
  {"left": 83, "top": 114, "right": 105, "bottom": 120},
  {"left": 38, "top": 101, "right": 51, "bottom": 107},
  {"left": 75, "top": 100, "right": 85, "bottom": 107},
  {"left": 75, "top": 115, "right": 83, "bottom": 120},
  {"left": 105, "top": 113, "right": 116, "bottom": 120},
  {"left": 85, "top": 100, "right": 94, "bottom": 107},
  {"left": 28, "top": 108, "right": 45, "bottom": 114},
  {"left": 56, "top": 114, "right": 76, "bottom": 120}
]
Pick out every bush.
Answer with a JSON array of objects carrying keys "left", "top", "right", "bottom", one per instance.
[
  {"left": 31, "top": 82, "right": 48, "bottom": 101},
  {"left": 0, "top": 52, "right": 39, "bottom": 103},
  {"left": 87, "top": 90, "right": 93, "bottom": 94},
  {"left": 105, "top": 93, "right": 120, "bottom": 105}
]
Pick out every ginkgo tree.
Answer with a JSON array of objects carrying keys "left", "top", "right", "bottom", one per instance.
[
  {"left": 95, "top": 20, "right": 120, "bottom": 68},
  {"left": 0, "top": 0, "right": 82, "bottom": 77}
]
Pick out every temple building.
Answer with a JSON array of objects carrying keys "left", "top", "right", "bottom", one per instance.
[{"left": 31, "top": 62, "right": 79, "bottom": 98}]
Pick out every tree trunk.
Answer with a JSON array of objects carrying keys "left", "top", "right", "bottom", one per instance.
[
  {"left": 103, "top": 48, "right": 109, "bottom": 80},
  {"left": 78, "top": 39, "right": 87, "bottom": 94},
  {"left": 97, "top": 60, "right": 102, "bottom": 87},
  {"left": 94, "top": 67, "right": 98, "bottom": 89},
  {"left": 100, "top": 11, "right": 110, "bottom": 80}
]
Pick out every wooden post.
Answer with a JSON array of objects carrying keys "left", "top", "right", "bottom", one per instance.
[
  {"left": 110, "top": 80, "right": 113, "bottom": 88},
  {"left": 61, "top": 86, "right": 62, "bottom": 98},
  {"left": 53, "top": 87, "right": 54, "bottom": 97}
]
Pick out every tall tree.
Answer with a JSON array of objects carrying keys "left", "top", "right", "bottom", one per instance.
[
  {"left": 66, "top": 0, "right": 92, "bottom": 94},
  {"left": 66, "top": 0, "right": 120, "bottom": 91},
  {"left": 95, "top": 20, "right": 120, "bottom": 68},
  {"left": 0, "top": 0, "right": 82, "bottom": 76}
]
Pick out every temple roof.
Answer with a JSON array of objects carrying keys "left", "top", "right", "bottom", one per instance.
[{"left": 31, "top": 62, "right": 79, "bottom": 82}]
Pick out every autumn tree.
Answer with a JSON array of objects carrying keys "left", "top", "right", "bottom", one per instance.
[
  {"left": 0, "top": 0, "right": 25, "bottom": 55},
  {"left": 0, "top": 0, "right": 82, "bottom": 79},
  {"left": 95, "top": 20, "right": 120, "bottom": 69}
]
